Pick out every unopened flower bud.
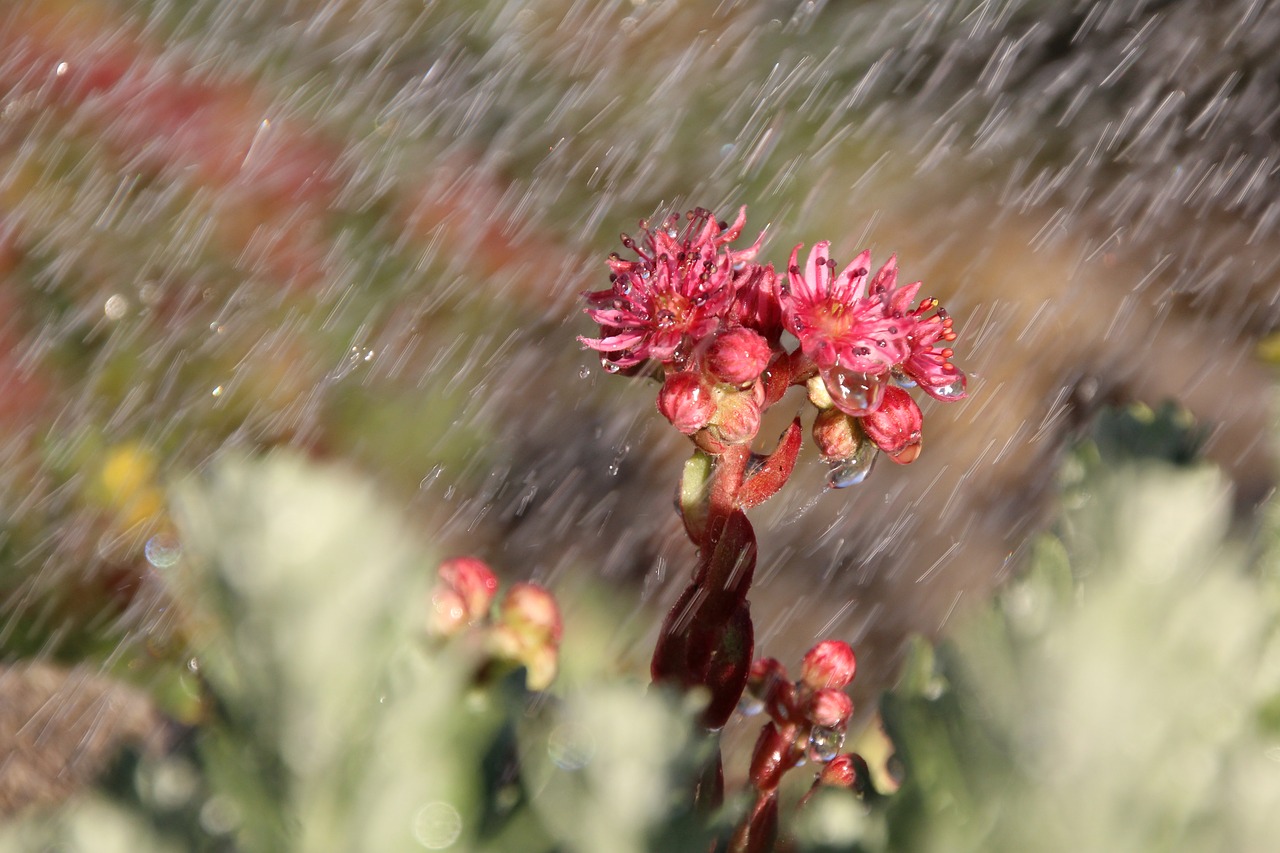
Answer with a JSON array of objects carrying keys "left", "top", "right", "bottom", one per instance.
[
  {"left": 801, "top": 640, "right": 857, "bottom": 690},
  {"left": 696, "top": 389, "right": 762, "bottom": 452},
  {"left": 811, "top": 408, "right": 863, "bottom": 461},
  {"left": 705, "top": 327, "right": 772, "bottom": 385},
  {"left": 860, "top": 386, "right": 923, "bottom": 464},
  {"left": 807, "top": 688, "right": 853, "bottom": 728},
  {"left": 429, "top": 587, "right": 469, "bottom": 636},
  {"left": 658, "top": 372, "right": 716, "bottom": 434},
  {"left": 806, "top": 374, "right": 834, "bottom": 409},
  {"left": 818, "top": 754, "right": 857, "bottom": 788},
  {"left": 747, "top": 657, "right": 795, "bottom": 721},
  {"left": 499, "top": 582, "right": 563, "bottom": 646},
  {"left": 438, "top": 556, "right": 499, "bottom": 620}
]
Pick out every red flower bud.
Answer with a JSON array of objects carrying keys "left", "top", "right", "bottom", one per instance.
[
  {"left": 801, "top": 640, "right": 857, "bottom": 690},
  {"left": 438, "top": 556, "right": 499, "bottom": 620},
  {"left": 807, "top": 688, "right": 853, "bottom": 728},
  {"left": 705, "top": 327, "right": 772, "bottom": 385},
  {"left": 746, "top": 657, "right": 796, "bottom": 721},
  {"left": 818, "top": 754, "right": 857, "bottom": 788},
  {"left": 859, "top": 386, "right": 923, "bottom": 463},
  {"left": 657, "top": 372, "right": 716, "bottom": 434}
]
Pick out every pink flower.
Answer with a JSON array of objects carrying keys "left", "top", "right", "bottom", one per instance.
[
  {"left": 780, "top": 244, "right": 909, "bottom": 377},
  {"left": 878, "top": 262, "right": 967, "bottom": 400},
  {"left": 580, "top": 207, "right": 764, "bottom": 370},
  {"left": 726, "top": 263, "right": 783, "bottom": 344}
]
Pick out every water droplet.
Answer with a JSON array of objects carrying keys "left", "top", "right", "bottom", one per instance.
[
  {"left": 211, "top": 385, "right": 224, "bottom": 397},
  {"left": 145, "top": 533, "right": 182, "bottom": 568},
  {"left": 55, "top": 61, "right": 69, "bottom": 76},
  {"left": 578, "top": 366, "right": 591, "bottom": 379},
  {"left": 826, "top": 440, "right": 878, "bottom": 489},
  {"left": 737, "top": 692, "right": 765, "bottom": 717},
  {"left": 891, "top": 368, "right": 917, "bottom": 388},
  {"left": 808, "top": 725, "right": 845, "bottom": 763},
  {"left": 103, "top": 294, "right": 129, "bottom": 319},
  {"left": 329, "top": 345, "right": 374, "bottom": 380},
  {"left": 821, "top": 365, "right": 884, "bottom": 416},
  {"left": 600, "top": 356, "right": 621, "bottom": 373},
  {"left": 412, "top": 801, "right": 463, "bottom": 849},
  {"left": 930, "top": 375, "right": 967, "bottom": 400}
]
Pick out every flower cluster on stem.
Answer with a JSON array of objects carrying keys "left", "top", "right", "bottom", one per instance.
[{"left": 579, "top": 207, "right": 967, "bottom": 849}]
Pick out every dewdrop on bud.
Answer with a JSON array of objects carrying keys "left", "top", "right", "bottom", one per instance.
[
  {"left": 705, "top": 327, "right": 771, "bottom": 385},
  {"left": 658, "top": 372, "right": 716, "bottom": 434},
  {"left": 438, "top": 556, "right": 499, "bottom": 620},
  {"left": 807, "top": 725, "right": 846, "bottom": 764},
  {"left": 801, "top": 640, "right": 857, "bottom": 690}
]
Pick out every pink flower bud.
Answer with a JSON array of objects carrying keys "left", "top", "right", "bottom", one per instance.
[
  {"left": 499, "top": 582, "right": 563, "bottom": 646},
  {"left": 428, "top": 588, "right": 469, "bottom": 636},
  {"left": 811, "top": 408, "right": 863, "bottom": 461},
  {"left": 818, "top": 754, "right": 857, "bottom": 788},
  {"left": 438, "top": 556, "right": 499, "bottom": 620},
  {"left": 801, "top": 640, "right": 857, "bottom": 690},
  {"left": 657, "top": 372, "right": 716, "bottom": 434},
  {"left": 807, "top": 688, "right": 853, "bottom": 728},
  {"left": 859, "top": 386, "right": 923, "bottom": 464},
  {"left": 705, "top": 327, "right": 772, "bottom": 385}
]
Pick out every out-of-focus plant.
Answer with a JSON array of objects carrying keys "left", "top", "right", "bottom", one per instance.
[
  {"left": 815, "top": 403, "right": 1280, "bottom": 853},
  {"left": 0, "top": 455, "right": 711, "bottom": 853},
  {"left": 7, "top": 403, "right": 1280, "bottom": 851}
]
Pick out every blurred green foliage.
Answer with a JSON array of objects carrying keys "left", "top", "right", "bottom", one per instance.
[{"left": 6, "top": 404, "right": 1280, "bottom": 851}]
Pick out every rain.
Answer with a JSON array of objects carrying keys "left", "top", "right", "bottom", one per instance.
[{"left": 2, "top": 0, "right": 1279, "bottom": 840}]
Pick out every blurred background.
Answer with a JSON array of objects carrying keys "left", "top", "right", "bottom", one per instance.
[{"left": 3, "top": 0, "right": 1280, "bottom": 821}]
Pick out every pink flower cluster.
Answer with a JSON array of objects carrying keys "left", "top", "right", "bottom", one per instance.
[
  {"left": 580, "top": 207, "right": 966, "bottom": 471},
  {"left": 429, "top": 556, "right": 563, "bottom": 690}
]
